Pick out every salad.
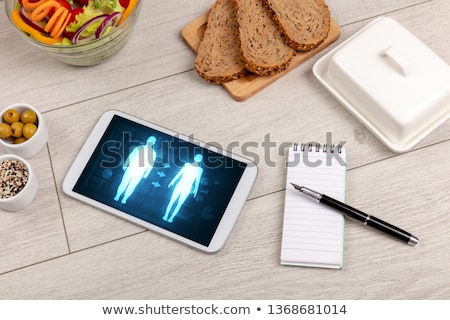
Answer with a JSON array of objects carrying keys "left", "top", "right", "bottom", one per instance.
[{"left": 11, "top": 0, "right": 138, "bottom": 45}]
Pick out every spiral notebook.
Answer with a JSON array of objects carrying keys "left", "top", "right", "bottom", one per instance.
[{"left": 281, "top": 143, "right": 347, "bottom": 269}]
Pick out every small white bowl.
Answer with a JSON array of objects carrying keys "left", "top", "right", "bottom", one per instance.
[
  {"left": 0, "top": 103, "right": 48, "bottom": 158},
  {"left": 0, "top": 154, "right": 38, "bottom": 212}
]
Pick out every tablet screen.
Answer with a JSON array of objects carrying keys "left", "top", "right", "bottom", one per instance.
[{"left": 72, "top": 115, "right": 247, "bottom": 246}]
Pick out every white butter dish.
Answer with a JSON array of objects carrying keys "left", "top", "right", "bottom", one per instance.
[{"left": 313, "top": 17, "right": 450, "bottom": 152}]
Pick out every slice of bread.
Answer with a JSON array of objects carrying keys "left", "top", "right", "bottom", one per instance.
[
  {"left": 235, "top": 0, "right": 296, "bottom": 76},
  {"left": 194, "top": 0, "right": 246, "bottom": 84},
  {"left": 262, "top": 0, "right": 331, "bottom": 52}
]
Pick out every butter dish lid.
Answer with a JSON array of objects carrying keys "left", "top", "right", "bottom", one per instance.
[{"left": 313, "top": 17, "right": 450, "bottom": 152}]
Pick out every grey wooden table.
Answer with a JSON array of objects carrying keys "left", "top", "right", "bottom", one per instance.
[{"left": 0, "top": 0, "right": 449, "bottom": 299}]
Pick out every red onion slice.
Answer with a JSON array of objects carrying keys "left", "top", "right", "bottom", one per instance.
[
  {"left": 19, "top": 6, "right": 46, "bottom": 33},
  {"left": 95, "top": 12, "right": 122, "bottom": 38},
  {"left": 72, "top": 13, "right": 109, "bottom": 44}
]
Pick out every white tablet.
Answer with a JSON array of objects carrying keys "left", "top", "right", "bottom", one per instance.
[{"left": 63, "top": 110, "right": 257, "bottom": 253}]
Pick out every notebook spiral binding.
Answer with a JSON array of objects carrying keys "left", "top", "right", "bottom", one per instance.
[{"left": 293, "top": 143, "right": 343, "bottom": 153}]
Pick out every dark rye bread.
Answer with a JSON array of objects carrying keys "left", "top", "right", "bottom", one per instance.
[
  {"left": 234, "top": 0, "right": 296, "bottom": 76},
  {"left": 195, "top": 0, "right": 246, "bottom": 84},
  {"left": 262, "top": 0, "right": 331, "bottom": 52}
]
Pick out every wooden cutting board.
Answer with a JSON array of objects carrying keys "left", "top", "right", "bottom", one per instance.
[{"left": 182, "top": 13, "right": 341, "bottom": 102}]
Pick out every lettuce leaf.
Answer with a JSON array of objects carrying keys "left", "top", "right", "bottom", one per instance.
[
  {"left": 66, "top": 0, "right": 124, "bottom": 37},
  {"left": 93, "top": 0, "right": 123, "bottom": 13}
]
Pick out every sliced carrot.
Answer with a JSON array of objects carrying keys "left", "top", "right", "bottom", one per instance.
[
  {"left": 31, "top": 1, "right": 60, "bottom": 22},
  {"left": 22, "top": 0, "right": 50, "bottom": 10},
  {"left": 45, "top": 5, "right": 64, "bottom": 32},
  {"left": 11, "top": 9, "right": 62, "bottom": 45},
  {"left": 50, "top": 8, "right": 71, "bottom": 39}
]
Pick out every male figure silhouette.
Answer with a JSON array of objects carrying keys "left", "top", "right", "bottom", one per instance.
[
  {"left": 114, "top": 136, "right": 157, "bottom": 204},
  {"left": 163, "top": 154, "right": 203, "bottom": 223}
]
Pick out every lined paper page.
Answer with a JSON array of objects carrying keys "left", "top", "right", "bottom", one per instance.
[{"left": 280, "top": 145, "right": 347, "bottom": 269}]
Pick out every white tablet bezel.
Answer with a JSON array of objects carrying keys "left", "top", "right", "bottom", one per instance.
[{"left": 63, "top": 110, "right": 257, "bottom": 253}]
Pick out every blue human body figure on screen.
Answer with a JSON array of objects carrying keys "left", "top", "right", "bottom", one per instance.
[
  {"left": 114, "top": 136, "right": 157, "bottom": 204},
  {"left": 163, "top": 154, "right": 204, "bottom": 223}
]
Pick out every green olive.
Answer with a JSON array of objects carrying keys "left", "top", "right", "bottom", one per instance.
[
  {"left": 0, "top": 123, "right": 12, "bottom": 139},
  {"left": 11, "top": 122, "right": 25, "bottom": 138},
  {"left": 23, "top": 123, "right": 37, "bottom": 139},
  {"left": 14, "top": 137, "right": 27, "bottom": 144},
  {"left": 21, "top": 110, "right": 38, "bottom": 124},
  {"left": 3, "top": 109, "right": 21, "bottom": 124}
]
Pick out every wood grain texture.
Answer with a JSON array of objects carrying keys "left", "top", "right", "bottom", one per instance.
[
  {"left": 0, "top": 0, "right": 449, "bottom": 300},
  {"left": 0, "top": 146, "right": 68, "bottom": 274},
  {"left": 1, "top": 140, "right": 449, "bottom": 299}
]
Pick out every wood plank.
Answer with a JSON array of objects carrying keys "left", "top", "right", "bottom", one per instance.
[
  {"left": 327, "top": 0, "right": 430, "bottom": 26},
  {"left": 1, "top": 0, "right": 449, "bottom": 299},
  {"left": 0, "top": 1, "right": 432, "bottom": 112},
  {"left": 41, "top": 71, "right": 372, "bottom": 252},
  {"left": 1, "top": 139, "right": 449, "bottom": 299},
  {"left": 47, "top": 0, "right": 450, "bottom": 252},
  {"left": 0, "top": 147, "right": 68, "bottom": 275},
  {"left": 45, "top": 74, "right": 447, "bottom": 253},
  {"left": 0, "top": 0, "right": 214, "bottom": 112}
]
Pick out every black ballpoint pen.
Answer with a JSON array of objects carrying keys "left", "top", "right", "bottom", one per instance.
[{"left": 290, "top": 183, "right": 419, "bottom": 246}]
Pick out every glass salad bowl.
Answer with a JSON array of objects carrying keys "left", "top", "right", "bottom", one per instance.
[{"left": 4, "top": 0, "right": 142, "bottom": 66}]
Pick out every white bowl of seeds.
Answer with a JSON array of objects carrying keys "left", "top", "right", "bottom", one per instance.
[{"left": 0, "top": 154, "right": 38, "bottom": 212}]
